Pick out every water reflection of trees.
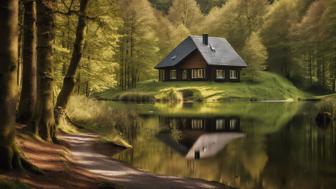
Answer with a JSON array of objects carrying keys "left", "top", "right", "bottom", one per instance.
[{"left": 112, "top": 102, "right": 336, "bottom": 189}]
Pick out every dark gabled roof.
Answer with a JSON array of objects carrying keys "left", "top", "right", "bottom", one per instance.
[{"left": 155, "top": 35, "right": 247, "bottom": 69}]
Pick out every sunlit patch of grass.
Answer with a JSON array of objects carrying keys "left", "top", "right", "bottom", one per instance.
[
  {"left": 100, "top": 135, "right": 133, "bottom": 149},
  {"left": 98, "top": 71, "right": 308, "bottom": 102},
  {"left": 155, "top": 88, "right": 183, "bottom": 103}
]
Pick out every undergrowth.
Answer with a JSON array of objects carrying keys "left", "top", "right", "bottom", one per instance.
[{"left": 59, "top": 95, "right": 137, "bottom": 148}]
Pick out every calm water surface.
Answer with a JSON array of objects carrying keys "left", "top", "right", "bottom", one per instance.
[{"left": 109, "top": 102, "right": 336, "bottom": 189}]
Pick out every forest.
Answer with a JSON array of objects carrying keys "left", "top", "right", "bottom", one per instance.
[{"left": 1, "top": 0, "right": 336, "bottom": 189}]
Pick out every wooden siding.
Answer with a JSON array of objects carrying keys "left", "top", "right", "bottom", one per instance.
[
  {"left": 158, "top": 50, "right": 242, "bottom": 82},
  {"left": 178, "top": 50, "right": 207, "bottom": 69}
]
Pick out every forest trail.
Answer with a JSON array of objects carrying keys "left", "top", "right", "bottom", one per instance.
[{"left": 59, "top": 133, "right": 226, "bottom": 189}]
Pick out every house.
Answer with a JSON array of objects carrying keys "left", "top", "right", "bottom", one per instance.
[{"left": 155, "top": 34, "right": 247, "bottom": 82}]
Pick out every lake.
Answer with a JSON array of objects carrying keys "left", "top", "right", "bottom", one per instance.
[{"left": 109, "top": 101, "right": 336, "bottom": 189}]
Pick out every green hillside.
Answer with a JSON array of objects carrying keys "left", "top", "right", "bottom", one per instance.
[{"left": 98, "top": 71, "right": 308, "bottom": 102}]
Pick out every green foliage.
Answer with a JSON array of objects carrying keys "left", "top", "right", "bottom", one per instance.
[
  {"left": 116, "top": 0, "right": 161, "bottom": 90},
  {"left": 63, "top": 95, "right": 136, "bottom": 148},
  {"left": 261, "top": 0, "right": 301, "bottom": 77},
  {"left": 317, "top": 96, "right": 336, "bottom": 119},
  {"left": 196, "top": 0, "right": 227, "bottom": 14},
  {"left": 54, "top": 0, "right": 121, "bottom": 94},
  {"left": 167, "top": 0, "right": 203, "bottom": 31},
  {"left": 149, "top": 0, "right": 226, "bottom": 14},
  {"left": 149, "top": 0, "right": 172, "bottom": 14},
  {"left": 241, "top": 32, "right": 268, "bottom": 81},
  {"left": 155, "top": 88, "right": 183, "bottom": 103},
  {"left": 200, "top": 0, "right": 268, "bottom": 51},
  {"left": 53, "top": 0, "right": 336, "bottom": 96}
]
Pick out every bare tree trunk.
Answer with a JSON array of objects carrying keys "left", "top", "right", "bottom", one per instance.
[
  {"left": 308, "top": 51, "right": 313, "bottom": 85},
  {"left": 322, "top": 56, "right": 326, "bottom": 87},
  {"left": 30, "top": 0, "right": 56, "bottom": 142},
  {"left": 55, "top": 0, "right": 90, "bottom": 126},
  {"left": 17, "top": 2, "right": 23, "bottom": 87},
  {"left": 0, "top": 0, "right": 29, "bottom": 170},
  {"left": 17, "top": 0, "right": 37, "bottom": 124}
]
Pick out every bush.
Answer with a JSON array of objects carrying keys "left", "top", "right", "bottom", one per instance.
[
  {"left": 317, "top": 98, "right": 336, "bottom": 119},
  {"left": 315, "top": 97, "right": 336, "bottom": 127},
  {"left": 155, "top": 89, "right": 183, "bottom": 103},
  {"left": 62, "top": 95, "right": 137, "bottom": 148},
  {"left": 179, "top": 88, "right": 203, "bottom": 102}
]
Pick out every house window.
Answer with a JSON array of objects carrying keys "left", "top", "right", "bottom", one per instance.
[
  {"left": 216, "top": 119, "right": 225, "bottom": 130},
  {"left": 229, "top": 70, "right": 238, "bottom": 79},
  {"left": 229, "top": 119, "right": 237, "bottom": 130},
  {"left": 191, "top": 119, "right": 204, "bottom": 129},
  {"left": 170, "top": 69, "right": 177, "bottom": 80},
  {"left": 159, "top": 70, "right": 165, "bottom": 81},
  {"left": 182, "top": 70, "right": 188, "bottom": 80},
  {"left": 191, "top": 69, "right": 205, "bottom": 79},
  {"left": 216, "top": 69, "right": 225, "bottom": 79}
]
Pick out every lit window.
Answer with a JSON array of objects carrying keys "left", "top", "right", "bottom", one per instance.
[
  {"left": 191, "top": 119, "right": 203, "bottom": 129},
  {"left": 170, "top": 70, "right": 177, "bottom": 80},
  {"left": 159, "top": 70, "right": 165, "bottom": 81},
  {"left": 216, "top": 119, "right": 225, "bottom": 130},
  {"left": 229, "top": 119, "right": 236, "bottom": 130},
  {"left": 191, "top": 69, "right": 205, "bottom": 79},
  {"left": 229, "top": 70, "right": 238, "bottom": 79},
  {"left": 216, "top": 69, "right": 225, "bottom": 79},
  {"left": 182, "top": 70, "right": 188, "bottom": 80}
]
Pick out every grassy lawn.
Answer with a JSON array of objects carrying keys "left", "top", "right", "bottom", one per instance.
[{"left": 98, "top": 71, "right": 308, "bottom": 102}]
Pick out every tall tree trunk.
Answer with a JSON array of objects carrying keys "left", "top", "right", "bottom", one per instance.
[
  {"left": 17, "top": 0, "right": 37, "bottom": 124},
  {"left": 17, "top": 2, "right": 23, "bottom": 87},
  {"left": 55, "top": 0, "right": 90, "bottom": 125},
  {"left": 30, "top": 0, "right": 56, "bottom": 142},
  {"left": 308, "top": 52, "right": 313, "bottom": 85},
  {"left": 0, "top": 0, "right": 25, "bottom": 170}
]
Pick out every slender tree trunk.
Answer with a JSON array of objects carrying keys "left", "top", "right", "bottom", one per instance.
[
  {"left": 30, "top": 0, "right": 56, "bottom": 142},
  {"left": 322, "top": 56, "right": 326, "bottom": 87},
  {"left": 308, "top": 52, "right": 313, "bottom": 85},
  {"left": 334, "top": 56, "right": 336, "bottom": 92},
  {"left": 0, "top": 0, "right": 25, "bottom": 170},
  {"left": 17, "top": 2, "right": 23, "bottom": 88},
  {"left": 17, "top": 0, "right": 37, "bottom": 124},
  {"left": 55, "top": 0, "right": 90, "bottom": 126}
]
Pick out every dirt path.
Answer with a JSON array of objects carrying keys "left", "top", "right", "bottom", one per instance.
[{"left": 59, "top": 133, "right": 226, "bottom": 189}]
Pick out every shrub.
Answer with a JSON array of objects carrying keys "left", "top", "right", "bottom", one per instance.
[
  {"left": 317, "top": 98, "right": 336, "bottom": 119},
  {"left": 63, "top": 95, "right": 137, "bottom": 148},
  {"left": 155, "top": 89, "right": 183, "bottom": 103},
  {"left": 179, "top": 88, "right": 203, "bottom": 102}
]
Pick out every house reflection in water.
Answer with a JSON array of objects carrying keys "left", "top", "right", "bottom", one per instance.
[{"left": 157, "top": 116, "right": 245, "bottom": 160}]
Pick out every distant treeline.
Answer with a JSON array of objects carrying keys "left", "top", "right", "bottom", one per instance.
[
  {"left": 19, "top": 0, "right": 336, "bottom": 94},
  {"left": 115, "top": 0, "right": 336, "bottom": 91}
]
